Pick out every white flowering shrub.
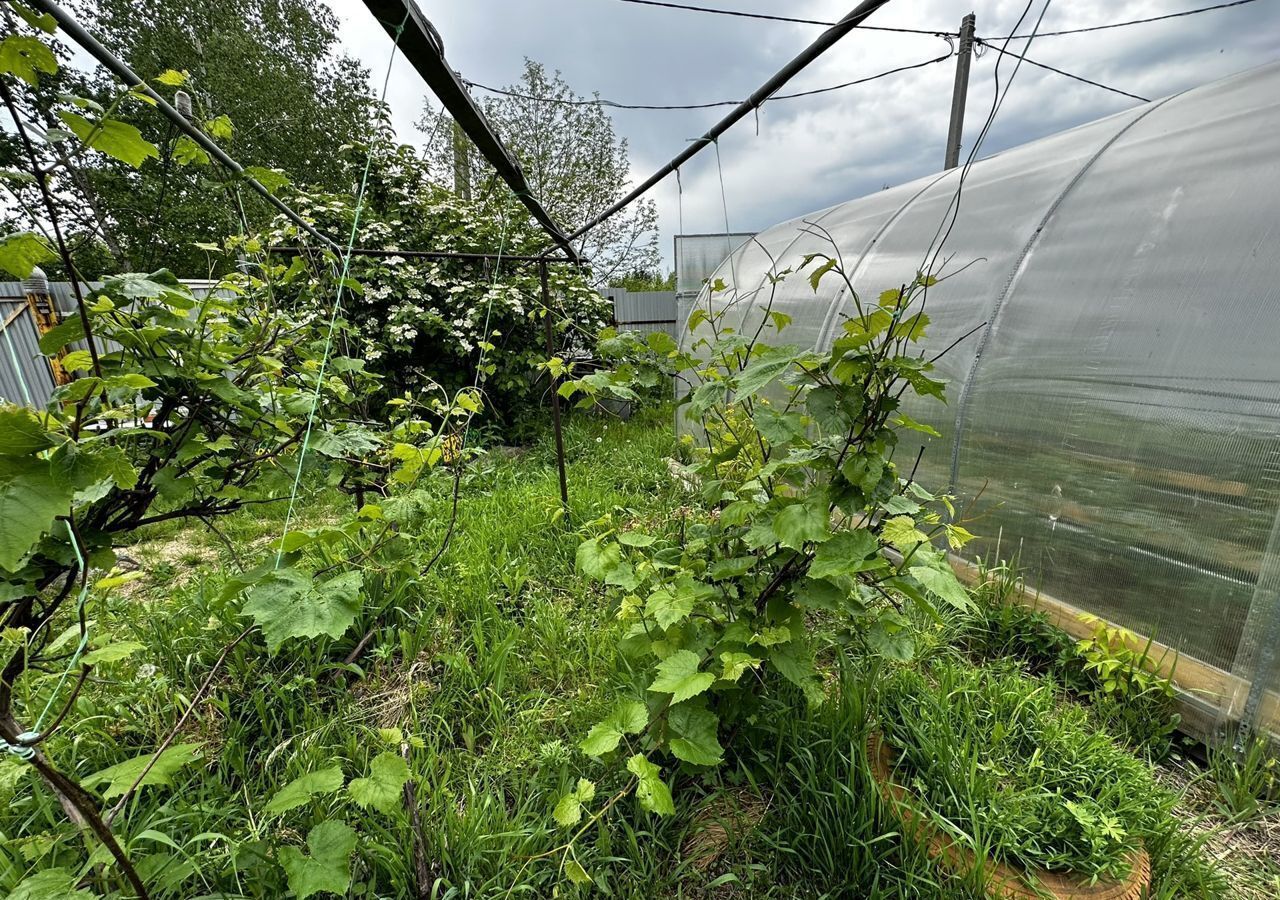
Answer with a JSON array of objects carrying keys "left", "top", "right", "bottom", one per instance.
[{"left": 273, "top": 140, "right": 612, "bottom": 435}]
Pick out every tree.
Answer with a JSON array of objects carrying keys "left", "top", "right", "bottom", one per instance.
[
  {"left": 418, "top": 60, "right": 660, "bottom": 288},
  {"left": 268, "top": 137, "right": 612, "bottom": 437},
  {"left": 1, "top": 0, "right": 377, "bottom": 276}
]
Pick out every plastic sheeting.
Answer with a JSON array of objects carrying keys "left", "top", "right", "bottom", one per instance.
[{"left": 677, "top": 62, "right": 1280, "bottom": 736}]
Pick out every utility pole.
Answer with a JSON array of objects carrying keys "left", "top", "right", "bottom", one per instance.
[{"left": 944, "top": 12, "right": 976, "bottom": 170}]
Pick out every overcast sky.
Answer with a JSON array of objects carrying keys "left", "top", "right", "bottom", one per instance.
[{"left": 325, "top": 0, "right": 1280, "bottom": 269}]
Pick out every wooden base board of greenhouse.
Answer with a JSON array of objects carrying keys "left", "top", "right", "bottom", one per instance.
[{"left": 947, "top": 557, "right": 1280, "bottom": 744}]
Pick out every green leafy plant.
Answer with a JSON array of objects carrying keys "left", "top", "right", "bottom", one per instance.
[
  {"left": 879, "top": 658, "right": 1171, "bottom": 884},
  {"left": 550, "top": 248, "right": 978, "bottom": 878},
  {"left": 1207, "top": 732, "right": 1279, "bottom": 823}
]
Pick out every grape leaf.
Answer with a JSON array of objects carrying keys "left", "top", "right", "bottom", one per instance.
[
  {"left": 0, "top": 405, "right": 54, "bottom": 456},
  {"left": 0, "top": 232, "right": 55, "bottom": 278},
  {"left": 80, "top": 641, "right": 144, "bottom": 666},
  {"left": 58, "top": 112, "right": 159, "bottom": 168},
  {"left": 580, "top": 700, "right": 647, "bottom": 757},
  {"left": 279, "top": 821, "right": 355, "bottom": 900},
  {"left": 347, "top": 750, "right": 409, "bottom": 815},
  {"left": 648, "top": 650, "right": 714, "bottom": 704},
  {"left": 880, "top": 515, "right": 928, "bottom": 552},
  {"left": 718, "top": 651, "right": 762, "bottom": 683},
  {"left": 264, "top": 766, "right": 344, "bottom": 816},
  {"left": 83, "top": 743, "right": 201, "bottom": 799},
  {"left": 807, "top": 529, "right": 880, "bottom": 579},
  {"left": 668, "top": 703, "right": 724, "bottom": 766},
  {"left": 909, "top": 565, "right": 973, "bottom": 611},
  {"left": 575, "top": 538, "right": 622, "bottom": 580},
  {"left": 772, "top": 500, "right": 830, "bottom": 550},
  {"left": 0, "top": 35, "right": 57, "bottom": 86},
  {"left": 241, "top": 569, "right": 362, "bottom": 653},
  {"left": 0, "top": 455, "right": 74, "bottom": 572},
  {"left": 7, "top": 868, "right": 96, "bottom": 900},
  {"left": 552, "top": 778, "right": 596, "bottom": 827},
  {"left": 626, "top": 754, "right": 674, "bottom": 816}
]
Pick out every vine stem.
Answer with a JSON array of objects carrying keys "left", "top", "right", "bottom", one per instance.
[{"left": 0, "top": 75, "right": 102, "bottom": 379}]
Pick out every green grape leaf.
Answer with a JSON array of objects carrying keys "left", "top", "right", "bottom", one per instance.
[
  {"left": 0, "top": 232, "right": 56, "bottom": 278},
  {"left": 909, "top": 565, "right": 973, "bottom": 611},
  {"left": 80, "top": 641, "right": 144, "bottom": 666},
  {"left": 155, "top": 68, "right": 188, "bottom": 86},
  {"left": 768, "top": 640, "right": 825, "bottom": 706},
  {"left": 580, "top": 700, "right": 648, "bottom": 757},
  {"left": 172, "top": 135, "right": 210, "bottom": 166},
  {"left": 279, "top": 821, "right": 356, "bottom": 900},
  {"left": 648, "top": 649, "right": 714, "bottom": 704},
  {"left": 734, "top": 348, "right": 799, "bottom": 400},
  {"left": 264, "top": 766, "right": 344, "bottom": 816},
  {"left": 0, "top": 35, "right": 57, "bottom": 86},
  {"left": 38, "top": 315, "right": 85, "bottom": 355},
  {"left": 7, "top": 868, "right": 96, "bottom": 900},
  {"left": 867, "top": 619, "right": 915, "bottom": 661},
  {"left": 626, "top": 754, "right": 674, "bottom": 816},
  {"left": 241, "top": 569, "right": 362, "bottom": 654},
  {"left": 880, "top": 516, "right": 928, "bottom": 552},
  {"left": 347, "top": 750, "right": 410, "bottom": 815},
  {"left": 807, "top": 529, "right": 880, "bottom": 579},
  {"left": 668, "top": 703, "right": 724, "bottom": 766},
  {"left": 244, "top": 165, "right": 291, "bottom": 193},
  {"left": 552, "top": 778, "right": 596, "bottom": 827},
  {"left": 0, "top": 405, "right": 54, "bottom": 456},
  {"left": 83, "top": 743, "right": 201, "bottom": 799},
  {"left": 564, "top": 859, "right": 594, "bottom": 885},
  {"left": 772, "top": 500, "right": 830, "bottom": 550},
  {"left": 645, "top": 588, "right": 692, "bottom": 630},
  {"left": 706, "top": 555, "right": 756, "bottom": 581},
  {"left": 718, "top": 651, "right": 762, "bottom": 683},
  {"left": 0, "top": 455, "right": 74, "bottom": 572},
  {"left": 808, "top": 257, "right": 837, "bottom": 291},
  {"left": 58, "top": 112, "right": 159, "bottom": 168},
  {"left": 575, "top": 537, "right": 622, "bottom": 581}
]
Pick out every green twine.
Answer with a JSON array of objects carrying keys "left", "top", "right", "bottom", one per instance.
[{"left": 274, "top": 12, "right": 410, "bottom": 565}]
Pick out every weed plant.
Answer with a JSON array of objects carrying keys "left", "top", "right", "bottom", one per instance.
[{"left": 878, "top": 658, "right": 1169, "bottom": 883}]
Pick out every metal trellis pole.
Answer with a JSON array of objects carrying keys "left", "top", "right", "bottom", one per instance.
[{"left": 541, "top": 258, "right": 570, "bottom": 511}]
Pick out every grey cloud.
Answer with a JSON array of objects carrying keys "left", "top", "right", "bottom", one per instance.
[{"left": 329, "top": 0, "right": 1280, "bottom": 266}]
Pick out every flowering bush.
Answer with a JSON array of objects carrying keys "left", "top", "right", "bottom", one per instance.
[{"left": 273, "top": 139, "right": 612, "bottom": 436}]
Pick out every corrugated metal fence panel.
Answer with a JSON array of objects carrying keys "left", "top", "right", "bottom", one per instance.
[
  {"left": 605, "top": 288, "right": 679, "bottom": 341},
  {"left": 0, "top": 302, "right": 56, "bottom": 407}
]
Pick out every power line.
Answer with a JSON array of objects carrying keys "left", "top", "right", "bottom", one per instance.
[
  {"left": 554, "top": 0, "right": 897, "bottom": 253},
  {"left": 975, "top": 40, "right": 1150, "bottom": 102},
  {"left": 463, "top": 51, "right": 952, "bottom": 111},
  {"left": 988, "top": 0, "right": 1258, "bottom": 41},
  {"left": 609, "top": 0, "right": 955, "bottom": 36}
]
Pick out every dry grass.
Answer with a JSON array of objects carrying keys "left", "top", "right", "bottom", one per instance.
[{"left": 1154, "top": 751, "right": 1280, "bottom": 899}]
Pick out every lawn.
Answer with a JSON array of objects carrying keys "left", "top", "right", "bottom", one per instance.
[{"left": 2, "top": 407, "right": 1274, "bottom": 898}]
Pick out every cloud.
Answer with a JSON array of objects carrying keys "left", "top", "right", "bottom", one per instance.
[{"left": 328, "top": 0, "right": 1280, "bottom": 266}]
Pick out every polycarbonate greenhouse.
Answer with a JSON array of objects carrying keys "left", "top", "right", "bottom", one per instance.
[{"left": 679, "top": 61, "right": 1280, "bottom": 740}]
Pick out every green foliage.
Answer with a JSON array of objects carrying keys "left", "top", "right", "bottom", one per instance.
[
  {"left": 879, "top": 659, "right": 1168, "bottom": 882},
  {"left": 560, "top": 257, "right": 978, "bottom": 838},
  {"left": 270, "top": 138, "right": 612, "bottom": 436},
  {"left": 347, "top": 750, "right": 411, "bottom": 815},
  {"left": 83, "top": 743, "right": 202, "bottom": 799},
  {"left": 1207, "top": 733, "right": 1280, "bottom": 823},
  {"left": 241, "top": 569, "right": 363, "bottom": 654},
  {"left": 279, "top": 820, "right": 356, "bottom": 900},
  {"left": 264, "top": 766, "right": 345, "bottom": 816}
]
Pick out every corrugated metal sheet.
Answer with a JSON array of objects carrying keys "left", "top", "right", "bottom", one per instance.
[{"left": 604, "top": 288, "right": 678, "bottom": 340}]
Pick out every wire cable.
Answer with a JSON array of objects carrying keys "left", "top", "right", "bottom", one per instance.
[
  {"left": 464, "top": 51, "right": 952, "bottom": 112},
  {"left": 609, "top": 0, "right": 954, "bottom": 36},
  {"left": 989, "top": 0, "right": 1258, "bottom": 40},
  {"left": 975, "top": 40, "right": 1150, "bottom": 102}
]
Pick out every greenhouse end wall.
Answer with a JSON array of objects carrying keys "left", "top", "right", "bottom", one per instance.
[{"left": 678, "top": 61, "right": 1280, "bottom": 739}]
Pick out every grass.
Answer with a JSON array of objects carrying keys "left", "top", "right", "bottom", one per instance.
[{"left": 0, "top": 406, "right": 1247, "bottom": 898}]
